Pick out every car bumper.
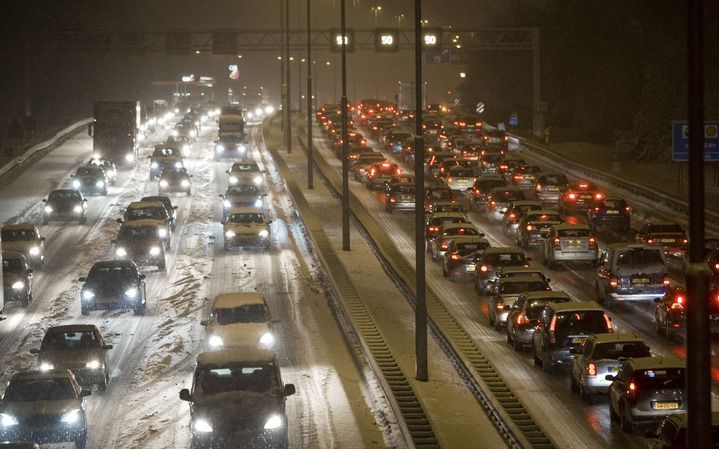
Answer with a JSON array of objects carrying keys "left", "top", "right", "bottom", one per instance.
[
  {"left": 225, "top": 235, "right": 270, "bottom": 247},
  {"left": 550, "top": 249, "right": 598, "bottom": 262},
  {"left": 610, "top": 287, "right": 667, "bottom": 302},
  {"left": 447, "top": 262, "right": 477, "bottom": 277},
  {"left": 447, "top": 182, "right": 474, "bottom": 191},
  {"left": 549, "top": 347, "right": 574, "bottom": 365},
  {"left": 192, "top": 428, "right": 287, "bottom": 449},
  {"left": 492, "top": 309, "right": 510, "bottom": 325},
  {"left": 629, "top": 407, "right": 686, "bottom": 427},
  {"left": 536, "top": 192, "right": 561, "bottom": 202},
  {"left": 512, "top": 326, "right": 536, "bottom": 345},
  {"left": 391, "top": 202, "right": 415, "bottom": 211},
  {"left": 0, "top": 423, "right": 85, "bottom": 445},
  {"left": 580, "top": 375, "right": 615, "bottom": 394}
]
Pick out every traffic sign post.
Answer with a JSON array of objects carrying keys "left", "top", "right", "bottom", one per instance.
[{"left": 671, "top": 121, "right": 719, "bottom": 162}]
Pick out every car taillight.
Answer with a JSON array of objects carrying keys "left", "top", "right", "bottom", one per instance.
[
  {"left": 390, "top": 198, "right": 396, "bottom": 203},
  {"left": 516, "top": 314, "right": 528, "bottom": 325},
  {"left": 440, "top": 242, "right": 449, "bottom": 250},
  {"left": 682, "top": 238, "right": 688, "bottom": 244},
  {"left": 428, "top": 226, "right": 438, "bottom": 232},
  {"left": 672, "top": 295, "right": 684, "bottom": 310},
  {"left": 714, "top": 263, "right": 719, "bottom": 272},
  {"left": 370, "top": 168, "right": 376, "bottom": 176},
  {"left": 594, "top": 207, "right": 600, "bottom": 212},
  {"left": 553, "top": 238, "right": 561, "bottom": 248},
  {"left": 625, "top": 206, "right": 631, "bottom": 212},
  {"left": 509, "top": 213, "right": 516, "bottom": 220},
  {"left": 568, "top": 193, "right": 577, "bottom": 200},
  {"left": 587, "top": 362, "right": 597, "bottom": 377},
  {"left": 627, "top": 381, "right": 637, "bottom": 400},
  {"left": 595, "top": 193, "right": 604, "bottom": 200},
  {"left": 526, "top": 225, "right": 533, "bottom": 231},
  {"left": 548, "top": 315, "right": 557, "bottom": 344},
  {"left": 447, "top": 177, "right": 453, "bottom": 183},
  {"left": 535, "top": 184, "right": 542, "bottom": 191},
  {"left": 663, "top": 276, "right": 670, "bottom": 286},
  {"left": 647, "top": 239, "right": 654, "bottom": 244},
  {"left": 589, "top": 237, "right": 597, "bottom": 247},
  {"left": 480, "top": 265, "right": 489, "bottom": 272},
  {"left": 450, "top": 252, "right": 460, "bottom": 261},
  {"left": 496, "top": 301, "right": 505, "bottom": 310},
  {"left": 610, "top": 277, "right": 618, "bottom": 287},
  {"left": 514, "top": 174, "right": 523, "bottom": 180}
]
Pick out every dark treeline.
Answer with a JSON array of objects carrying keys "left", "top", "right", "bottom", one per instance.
[{"left": 458, "top": 1, "right": 719, "bottom": 161}]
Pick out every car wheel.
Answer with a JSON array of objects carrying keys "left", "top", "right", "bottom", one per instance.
[
  {"left": 620, "top": 404, "right": 633, "bottom": 434},
  {"left": 42, "top": 216, "right": 48, "bottom": 225},
  {"left": 158, "top": 261, "right": 166, "bottom": 272},
  {"left": 81, "top": 306, "right": 90, "bottom": 316},
  {"left": 579, "top": 382, "right": 593, "bottom": 404},
  {"left": 533, "top": 348, "right": 543, "bottom": 367},
  {"left": 98, "top": 372, "right": 108, "bottom": 392},
  {"left": 542, "top": 350, "right": 554, "bottom": 373},
  {"left": 570, "top": 375, "right": 579, "bottom": 393}
]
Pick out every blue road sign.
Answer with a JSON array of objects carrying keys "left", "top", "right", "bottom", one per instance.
[
  {"left": 509, "top": 113, "right": 518, "bottom": 126},
  {"left": 672, "top": 121, "right": 719, "bottom": 162}
]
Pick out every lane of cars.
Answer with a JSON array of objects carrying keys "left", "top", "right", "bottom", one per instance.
[
  {"left": 316, "top": 99, "right": 710, "bottom": 445},
  {"left": 0, "top": 107, "right": 297, "bottom": 449}
]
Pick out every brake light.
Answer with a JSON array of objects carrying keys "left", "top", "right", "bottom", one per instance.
[
  {"left": 480, "top": 265, "right": 488, "bottom": 272},
  {"left": 370, "top": 168, "right": 376, "bottom": 176},
  {"left": 554, "top": 238, "right": 561, "bottom": 248},
  {"left": 390, "top": 198, "right": 396, "bottom": 203},
  {"left": 500, "top": 164, "right": 508, "bottom": 170},
  {"left": 509, "top": 213, "right": 516, "bottom": 220},
  {"left": 535, "top": 184, "right": 542, "bottom": 191},
  {"left": 396, "top": 168, "right": 402, "bottom": 175},
  {"left": 514, "top": 174, "right": 523, "bottom": 180},
  {"left": 568, "top": 193, "right": 577, "bottom": 200},
  {"left": 595, "top": 192, "right": 604, "bottom": 200},
  {"left": 548, "top": 315, "right": 557, "bottom": 344},
  {"left": 715, "top": 263, "right": 719, "bottom": 271},
  {"left": 610, "top": 277, "right": 618, "bottom": 287},
  {"left": 496, "top": 301, "right": 505, "bottom": 310},
  {"left": 627, "top": 381, "right": 637, "bottom": 399},
  {"left": 663, "top": 276, "right": 670, "bottom": 286},
  {"left": 526, "top": 225, "right": 533, "bottom": 231},
  {"left": 682, "top": 238, "right": 688, "bottom": 244},
  {"left": 504, "top": 136, "right": 509, "bottom": 141},
  {"left": 440, "top": 242, "right": 449, "bottom": 250},
  {"left": 589, "top": 237, "right": 597, "bottom": 247},
  {"left": 595, "top": 207, "right": 600, "bottom": 212},
  {"left": 516, "top": 314, "right": 529, "bottom": 325},
  {"left": 450, "top": 252, "right": 460, "bottom": 261},
  {"left": 625, "top": 206, "right": 631, "bottom": 212},
  {"left": 579, "top": 183, "right": 589, "bottom": 188},
  {"left": 428, "top": 226, "right": 439, "bottom": 232},
  {"left": 672, "top": 295, "right": 684, "bottom": 310},
  {"left": 587, "top": 362, "right": 597, "bottom": 377},
  {"left": 647, "top": 239, "right": 654, "bottom": 244},
  {"left": 381, "top": 163, "right": 391, "bottom": 168},
  {"left": 447, "top": 177, "right": 453, "bottom": 183}
]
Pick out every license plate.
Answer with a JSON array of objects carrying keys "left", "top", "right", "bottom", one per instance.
[
  {"left": 568, "top": 240, "right": 582, "bottom": 247},
  {"left": 466, "top": 265, "right": 476, "bottom": 272},
  {"left": 547, "top": 186, "right": 559, "bottom": 191},
  {"left": 571, "top": 336, "right": 587, "bottom": 344},
  {"left": 606, "top": 210, "right": 619, "bottom": 214},
  {"left": 607, "top": 366, "right": 618, "bottom": 373},
  {"left": 661, "top": 238, "right": 676, "bottom": 243},
  {"left": 653, "top": 402, "right": 679, "bottom": 410},
  {"left": 632, "top": 278, "right": 650, "bottom": 284}
]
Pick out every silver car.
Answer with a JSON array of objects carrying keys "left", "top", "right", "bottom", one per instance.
[
  {"left": 607, "top": 356, "right": 686, "bottom": 434},
  {"left": 1, "top": 224, "right": 45, "bottom": 268},
  {"left": 570, "top": 332, "right": 650, "bottom": 402},
  {"left": 445, "top": 166, "right": 476, "bottom": 191},
  {"left": 544, "top": 224, "right": 598, "bottom": 268},
  {"left": 506, "top": 291, "right": 571, "bottom": 351},
  {"left": 488, "top": 276, "right": 551, "bottom": 330}
]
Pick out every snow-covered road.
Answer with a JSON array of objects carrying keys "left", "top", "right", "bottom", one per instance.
[{"left": 0, "top": 121, "right": 394, "bottom": 449}]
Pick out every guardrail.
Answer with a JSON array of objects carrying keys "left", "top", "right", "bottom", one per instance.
[
  {"left": 511, "top": 135, "right": 719, "bottom": 230},
  {"left": 0, "top": 118, "right": 92, "bottom": 179}
]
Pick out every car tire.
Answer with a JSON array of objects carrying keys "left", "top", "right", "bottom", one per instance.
[
  {"left": 620, "top": 404, "right": 633, "bottom": 434},
  {"left": 42, "top": 216, "right": 48, "bottom": 225},
  {"left": 81, "top": 306, "right": 90, "bottom": 316},
  {"left": 158, "top": 261, "right": 166, "bottom": 272},
  {"left": 580, "top": 382, "right": 593, "bottom": 404},
  {"left": 98, "top": 372, "right": 108, "bottom": 392}
]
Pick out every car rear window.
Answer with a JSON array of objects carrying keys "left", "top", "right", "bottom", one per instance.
[
  {"left": 478, "top": 180, "right": 507, "bottom": 191},
  {"left": 526, "top": 298, "right": 571, "bottom": 319},
  {"left": 634, "top": 368, "right": 685, "bottom": 390},
  {"left": 456, "top": 242, "right": 489, "bottom": 256},
  {"left": 558, "top": 228, "right": 591, "bottom": 238},
  {"left": 554, "top": 310, "right": 609, "bottom": 336},
  {"left": 601, "top": 199, "right": 626, "bottom": 209},
  {"left": 486, "top": 253, "right": 526, "bottom": 265},
  {"left": 649, "top": 224, "right": 684, "bottom": 233},
  {"left": 499, "top": 281, "right": 548, "bottom": 294},
  {"left": 592, "top": 342, "right": 651, "bottom": 360},
  {"left": 616, "top": 248, "right": 664, "bottom": 266}
]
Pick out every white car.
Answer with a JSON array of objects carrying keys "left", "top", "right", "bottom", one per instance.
[
  {"left": 223, "top": 207, "right": 272, "bottom": 249},
  {"left": 201, "top": 292, "right": 275, "bottom": 350}
]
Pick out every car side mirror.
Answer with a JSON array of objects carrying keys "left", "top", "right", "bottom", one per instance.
[
  {"left": 219, "top": 194, "right": 224, "bottom": 199},
  {"left": 41, "top": 237, "right": 46, "bottom": 242},
  {"left": 42, "top": 199, "right": 47, "bottom": 203},
  {"left": 200, "top": 319, "right": 209, "bottom": 326},
  {"left": 78, "top": 277, "right": 87, "bottom": 282},
  {"left": 30, "top": 348, "right": 40, "bottom": 354},
  {"left": 283, "top": 384, "right": 296, "bottom": 397},
  {"left": 103, "top": 344, "right": 113, "bottom": 350},
  {"left": 179, "top": 388, "right": 192, "bottom": 402},
  {"left": 116, "top": 218, "right": 123, "bottom": 224},
  {"left": 80, "top": 389, "right": 92, "bottom": 398},
  {"left": 139, "top": 274, "right": 146, "bottom": 280},
  {"left": 605, "top": 375, "right": 615, "bottom": 381}
]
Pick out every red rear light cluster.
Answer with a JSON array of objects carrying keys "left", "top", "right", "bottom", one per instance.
[
  {"left": 663, "top": 276, "right": 671, "bottom": 286},
  {"left": 587, "top": 362, "right": 597, "bottom": 377},
  {"left": 516, "top": 314, "right": 529, "bottom": 325},
  {"left": 589, "top": 237, "right": 597, "bottom": 248},
  {"left": 450, "top": 252, "right": 460, "bottom": 261}
]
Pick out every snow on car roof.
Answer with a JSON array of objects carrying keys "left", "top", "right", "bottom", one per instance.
[
  {"left": 127, "top": 200, "right": 165, "bottom": 209},
  {"left": 197, "top": 348, "right": 276, "bottom": 366},
  {"left": 213, "top": 292, "right": 267, "bottom": 309},
  {"left": 1, "top": 223, "right": 37, "bottom": 231}
]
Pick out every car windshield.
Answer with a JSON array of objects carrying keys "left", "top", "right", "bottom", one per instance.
[
  {"left": 395, "top": 185, "right": 415, "bottom": 194},
  {"left": 2, "top": 258, "right": 24, "bottom": 273},
  {"left": 3, "top": 378, "right": 75, "bottom": 402},
  {"left": 49, "top": 191, "right": 80, "bottom": 201},
  {"left": 616, "top": 248, "right": 664, "bottom": 267},
  {"left": 88, "top": 265, "right": 135, "bottom": 283},
  {"left": 601, "top": 199, "right": 626, "bottom": 209},
  {"left": 526, "top": 298, "right": 571, "bottom": 319},
  {"left": 153, "top": 147, "right": 176, "bottom": 156},
  {"left": 118, "top": 226, "right": 159, "bottom": 239},
  {"left": 592, "top": 342, "right": 650, "bottom": 360},
  {"left": 499, "top": 281, "right": 547, "bottom": 294},
  {"left": 1, "top": 229, "right": 36, "bottom": 241},
  {"left": 228, "top": 213, "right": 264, "bottom": 224},
  {"left": 486, "top": 253, "right": 526, "bottom": 266},
  {"left": 455, "top": 242, "right": 489, "bottom": 256},
  {"left": 197, "top": 364, "right": 278, "bottom": 395},
  {"left": 634, "top": 368, "right": 685, "bottom": 390},
  {"left": 554, "top": 311, "right": 610, "bottom": 336},
  {"left": 75, "top": 167, "right": 99, "bottom": 176},
  {"left": 42, "top": 330, "right": 99, "bottom": 351},
  {"left": 451, "top": 169, "right": 475, "bottom": 177},
  {"left": 126, "top": 207, "right": 167, "bottom": 221},
  {"left": 215, "top": 304, "right": 270, "bottom": 325},
  {"left": 558, "top": 228, "right": 591, "bottom": 238},
  {"left": 228, "top": 185, "right": 259, "bottom": 195}
]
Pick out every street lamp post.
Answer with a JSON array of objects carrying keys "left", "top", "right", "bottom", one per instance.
[
  {"left": 371, "top": 6, "right": 382, "bottom": 98},
  {"left": 340, "top": 0, "right": 350, "bottom": 251},
  {"left": 285, "top": 0, "right": 292, "bottom": 153},
  {"left": 306, "top": 0, "right": 314, "bottom": 189}
]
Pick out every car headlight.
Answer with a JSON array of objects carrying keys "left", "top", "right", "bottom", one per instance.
[
  {"left": 253, "top": 176, "right": 263, "bottom": 185},
  {"left": 72, "top": 179, "right": 81, "bottom": 188},
  {"left": 228, "top": 176, "right": 238, "bottom": 184},
  {"left": 181, "top": 179, "right": 191, "bottom": 188},
  {"left": 73, "top": 205, "right": 83, "bottom": 214},
  {"left": 208, "top": 335, "right": 224, "bottom": 348},
  {"left": 151, "top": 162, "right": 159, "bottom": 169},
  {"left": 159, "top": 180, "right": 169, "bottom": 188},
  {"left": 115, "top": 247, "right": 127, "bottom": 258},
  {"left": 265, "top": 105, "right": 274, "bottom": 114},
  {"left": 11, "top": 281, "right": 25, "bottom": 290},
  {"left": 29, "top": 246, "right": 40, "bottom": 256},
  {"left": 247, "top": 112, "right": 255, "bottom": 119},
  {"left": 125, "top": 287, "right": 138, "bottom": 298},
  {"left": 39, "top": 362, "right": 54, "bottom": 371},
  {"left": 215, "top": 144, "right": 225, "bottom": 152},
  {"left": 125, "top": 153, "right": 135, "bottom": 162},
  {"left": 193, "top": 418, "right": 213, "bottom": 433},
  {"left": 85, "top": 360, "right": 102, "bottom": 370},
  {"left": 149, "top": 246, "right": 161, "bottom": 256},
  {"left": 189, "top": 130, "right": 197, "bottom": 137},
  {"left": 258, "top": 229, "right": 269, "bottom": 238},
  {"left": 263, "top": 414, "right": 283, "bottom": 430},
  {"left": 254, "top": 199, "right": 263, "bottom": 208},
  {"left": 259, "top": 331, "right": 275, "bottom": 347},
  {"left": 96, "top": 180, "right": 105, "bottom": 188},
  {"left": 158, "top": 228, "right": 168, "bottom": 238},
  {"left": 174, "top": 162, "right": 183, "bottom": 169},
  {"left": 137, "top": 133, "right": 145, "bottom": 142},
  {"left": 82, "top": 290, "right": 95, "bottom": 300},
  {"left": 61, "top": 409, "right": 81, "bottom": 424},
  {"left": 222, "top": 200, "right": 232, "bottom": 208},
  {"left": 225, "top": 230, "right": 236, "bottom": 238},
  {"left": 0, "top": 413, "right": 19, "bottom": 427},
  {"left": 239, "top": 144, "right": 247, "bottom": 152},
  {"left": 171, "top": 130, "right": 178, "bottom": 137},
  {"left": 44, "top": 205, "right": 53, "bottom": 214},
  {"left": 182, "top": 144, "right": 191, "bottom": 155}
]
